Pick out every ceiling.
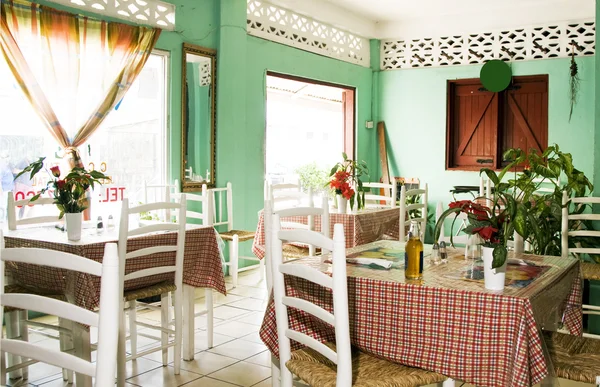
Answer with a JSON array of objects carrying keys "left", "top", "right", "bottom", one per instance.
[{"left": 267, "top": 0, "right": 595, "bottom": 39}]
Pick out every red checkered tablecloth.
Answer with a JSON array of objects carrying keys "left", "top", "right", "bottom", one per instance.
[
  {"left": 4, "top": 225, "right": 226, "bottom": 311},
  {"left": 252, "top": 207, "right": 402, "bottom": 259},
  {"left": 259, "top": 241, "right": 583, "bottom": 387}
]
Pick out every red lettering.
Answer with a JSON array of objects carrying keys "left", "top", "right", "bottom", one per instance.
[
  {"left": 102, "top": 187, "right": 109, "bottom": 202},
  {"left": 118, "top": 187, "right": 126, "bottom": 201},
  {"left": 15, "top": 191, "right": 24, "bottom": 208},
  {"left": 110, "top": 187, "right": 118, "bottom": 202}
]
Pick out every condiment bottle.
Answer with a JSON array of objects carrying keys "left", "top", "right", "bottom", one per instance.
[
  {"left": 439, "top": 241, "right": 448, "bottom": 264},
  {"left": 431, "top": 242, "right": 441, "bottom": 265},
  {"left": 405, "top": 220, "right": 424, "bottom": 279},
  {"left": 96, "top": 216, "right": 104, "bottom": 234}
]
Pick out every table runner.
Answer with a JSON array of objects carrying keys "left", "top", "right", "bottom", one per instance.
[
  {"left": 259, "top": 241, "right": 582, "bottom": 387},
  {"left": 5, "top": 226, "right": 227, "bottom": 311},
  {"left": 252, "top": 207, "right": 402, "bottom": 259}
]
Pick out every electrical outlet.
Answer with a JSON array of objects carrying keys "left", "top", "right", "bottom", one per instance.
[{"left": 365, "top": 121, "right": 374, "bottom": 129}]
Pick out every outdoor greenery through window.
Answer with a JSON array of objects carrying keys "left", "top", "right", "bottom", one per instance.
[{"left": 0, "top": 52, "right": 168, "bottom": 222}]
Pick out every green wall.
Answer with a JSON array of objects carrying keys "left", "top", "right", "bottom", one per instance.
[{"left": 379, "top": 57, "right": 596, "bottom": 210}]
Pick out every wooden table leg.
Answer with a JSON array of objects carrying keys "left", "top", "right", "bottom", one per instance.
[{"left": 72, "top": 324, "right": 92, "bottom": 387}]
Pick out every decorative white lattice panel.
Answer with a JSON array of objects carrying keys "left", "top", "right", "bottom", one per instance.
[
  {"left": 47, "top": 0, "right": 175, "bottom": 30},
  {"left": 381, "top": 20, "right": 594, "bottom": 70},
  {"left": 246, "top": 0, "right": 370, "bottom": 67},
  {"left": 199, "top": 62, "right": 211, "bottom": 86}
]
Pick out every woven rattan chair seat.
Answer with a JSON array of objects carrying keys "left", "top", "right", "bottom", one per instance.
[
  {"left": 286, "top": 343, "right": 447, "bottom": 387},
  {"left": 3, "top": 284, "right": 66, "bottom": 312},
  {"left": 219, "top": 230, "right": 255, "bottom": 242},
  {"left": 123, "top": 281, "right": 176, "bottom": 302},
  {"left": 282, "top": 244, "right": 311, "bottom": 259},
  {"left": 581, "top": 262, "right": 600, "bottom": 281},
  {"left": 543, "top": 331, "right": 600, "bottom": 384}
]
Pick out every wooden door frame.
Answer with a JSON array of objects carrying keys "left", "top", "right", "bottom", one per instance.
[{"left": 265, "top": 71, "right": 356, "bottom": 160}]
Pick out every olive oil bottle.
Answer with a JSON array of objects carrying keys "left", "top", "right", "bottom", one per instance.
[{"left": 405, "top": 220, "right": 424, "bottom": 280}]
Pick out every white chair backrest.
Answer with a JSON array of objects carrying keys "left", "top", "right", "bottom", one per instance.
[
  {"left": 435, "top": 201, "right": 469, "bottom": 245},
  {"left": 7, "top": 191, "right": 60, "bottom": 231},
  {"left": 399, "top": 184, "right": 428, "bottom": 242},
  {"left": 0, "top": 239, "right": 120, "bottom": 386},
  {"left": 362, "top": 182, "right": 397, "bottom": 209},
  {"left": 118, "top": 197, "right": 187, "bottom": 290},
  {"left": 141, "top": 181, "right": 180, "bottom": 222},
  {"left": 479, "top": 176, "right": 493, "bottom": 201},
  {"left": 185, "top": 167, "right": 193, "bottom": 180},
  {"left": 209, "top": 182, "right": 233, "bottom": 231},
  {"left": 184, "top": 185, "right": 214, "bottom": 226},
  {"left": 561, "top": 191, "right": 600, "bottom": 259},
  {"left": 268, "top": 182, "right": 313, "bottom": 210},
  {"left": 270, "top": 217, "right": 350, "bottom": 386},
  {"left": 263, "top": 198, "right": 330, "bottom": 292}
]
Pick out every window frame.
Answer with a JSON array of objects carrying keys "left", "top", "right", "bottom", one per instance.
[{"left": 445, "top": 75, "right": 548, "bottom": 171}]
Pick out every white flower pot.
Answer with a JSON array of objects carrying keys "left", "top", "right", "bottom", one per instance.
[
  {"left": 482, "top": 246, "right": 507, "bottom": 290},
  {"left": 65, "top": 213, "right": 82, "bottom": 241},
  {"left": 337, "top": 195, "right": 348, "bottom": 214}
]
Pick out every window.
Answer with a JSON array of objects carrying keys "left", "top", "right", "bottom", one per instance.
[
  {"left": 446, "top": 75, "right": 548, "bottom": 170},
  {"left": 0, "top": 51, "right": 168, "bottom": 222}
]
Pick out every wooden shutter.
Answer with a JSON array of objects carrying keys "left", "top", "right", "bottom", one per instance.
[
  {"left": 447, "top": 80, "right": 498, "bottom": 169},
  {"left": 501, "top": 75, "right": 548, "bottom": 163}
]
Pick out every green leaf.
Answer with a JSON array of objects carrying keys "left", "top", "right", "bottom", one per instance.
[
  {"left": 513, "top": 205, "right": 528, "bottom": 238},
  {"left": 480, "top": 168, "right": 500, "bottom": 186},
  {"left": 433, "top": 207, "right": 464, "bottom": 242},
  {"left": 492, "top": 245, "right": 507, "bottom": 268}
]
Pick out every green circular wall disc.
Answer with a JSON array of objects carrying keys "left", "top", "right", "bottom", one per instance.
[{"left": 480, "top": 60, "right": 512, "bottom": 92}]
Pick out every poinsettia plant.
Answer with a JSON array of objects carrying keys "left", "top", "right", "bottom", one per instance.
[
  {"left": 434, "top": 186, "right": 518, "bottom": 268},
  {"left": 15, "top": 157, "right": 110, "bottom": 219},
  {"left": 328, "top": 152, "right": 369, "bottom": 211}
]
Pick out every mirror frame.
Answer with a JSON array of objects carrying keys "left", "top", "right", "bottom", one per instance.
[{"left": 181, "top": 43, "right": 217, "bottom": 191}]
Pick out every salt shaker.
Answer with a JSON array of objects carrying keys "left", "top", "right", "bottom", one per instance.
[
  {"left": 431, "top": 243, "right": 441, "bottom": 265},
  {"left": 96, "top": 216, "right": 104, "bottom": 234},
  {"left": 107, "top": 214, "right": 115, "bottom": 231},
  {"left": 439, "top": 241, "right": 448, "bottom": 264}
]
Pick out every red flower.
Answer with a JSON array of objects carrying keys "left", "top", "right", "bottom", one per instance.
[
  {"left": 50, "top": 166, "right": 60, "bottom": 178},
  {"left": 56, "top": 179, "right": 66, "bottom": 191},
  {"left": 473, "top": 226, "right": 498, "bottom": 241},
  {"left": 449, "top": 200, "right": 471, "bottom": 209}
]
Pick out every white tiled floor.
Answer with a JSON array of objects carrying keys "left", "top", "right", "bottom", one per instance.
[{"left": 3, "top": 268, "right": 592, "bottom": 387}]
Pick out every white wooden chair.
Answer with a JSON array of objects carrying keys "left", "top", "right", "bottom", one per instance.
[
  {"left": 363, "top": 182, "right": 397, "bottom": 208},
  {"left": 179, "top": 186, "right": 216, "bottom": 360},
  {"left": 435, "top": 201, "right": 469, "bottom": 245},
  {"left": 1, "top": 240, "right": 120, "bottom": 387},
  {"left": 269, "top": 215, "right": 451, "bottom": 387},
  {"left": 267, "top": 182, "right": 313, "bottom": 210},
  {"left": 141, "top": 180, "right": 180, "bottom": 222},
  {"left": 561, "top": 191, "right": 600, "bottom": 339},
  {"left": 263, "top": 198, "right": 329, "bottom": 295},
  {"left": 210, "top": 182, "right": 260, "bottom": 288},
  {"left": 399, "top": 184, "right": 428, "bottom": 242},
  {"left": 479, "top": 176, "right": 493, "bottom": 202},
  {"left": 7, "top": 191, "right": 61, "bottom": 230},
  {"left": 117, "top": 197, "right": 187, "bottom": 386}
]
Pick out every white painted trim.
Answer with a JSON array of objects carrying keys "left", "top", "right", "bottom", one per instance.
[
  {"left": 46, "top": 0, "right": 175, "bottom": 30},
  {"left": 381, "top": 20, "right": 595, "bottom": 70},
  {"left": 247, "top": 0, "right": 371, "bottom": 67}
]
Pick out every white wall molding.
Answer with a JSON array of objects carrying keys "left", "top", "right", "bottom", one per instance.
[
  {"left": 46, "top": 0, "right": 175, "bottom": 31},
  {"left": 381, "top": 20, "right": 595, "bottom": 70},
  {"left": 246, "top": 0, "right": 371, "bottom": 68}
]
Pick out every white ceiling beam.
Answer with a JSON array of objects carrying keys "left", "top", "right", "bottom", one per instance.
[{"left": 266, "top": 0, "right": 378, "bottom": 38}]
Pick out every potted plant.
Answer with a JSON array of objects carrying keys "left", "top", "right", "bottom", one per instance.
[
  {"left": 434, "top": 189, "right": 518, "bottom": 290},
  {"left": 15, "top": 157, "right": 110, "bottom": 241},
  {"left": 328, "top": 153, "right": 369, "bottom": 213}
]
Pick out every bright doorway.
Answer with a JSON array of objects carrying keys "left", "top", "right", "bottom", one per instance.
[{"left": 265, "top": 73, "right": 355, "bottom": 193}]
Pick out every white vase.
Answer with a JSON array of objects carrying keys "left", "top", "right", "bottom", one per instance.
[
  {"left": 337, "top": 195, "right": 348, "bottom": 214},
  {"left": 65, "top": 213, "right": 82, "bottom": 241},
  {"left": 482, "top": 246, "right": 507, "bottom": 290}
]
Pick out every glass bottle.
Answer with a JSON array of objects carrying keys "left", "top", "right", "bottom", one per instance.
[
  {"left": 405, "top": 220, "right": 424, "bottom": 280},
  {"left": 439, "top": 241, "right": 448, "bottom": 264},
  {"left": 96, "top": 216, "right": 104, "bottom": 234},
  {"left": 107, "top": 214, "right": 115, "bottom": 231},
  {"left": 431, "top": 242, "right": 441, "bottom": 265}
]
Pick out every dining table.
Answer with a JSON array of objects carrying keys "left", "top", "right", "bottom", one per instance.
[
  {"left": 259, "top": 240, "right": 583, "bottom": 387},
  {"left": 252, "top": 206, "right": 403, "bottom": 259},
  {"left": 3, "top": 221, "right": 226, "bottom": 386}
]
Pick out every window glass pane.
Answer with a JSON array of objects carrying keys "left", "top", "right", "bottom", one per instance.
[{"left": 0, "top": 52, "right": 167, "bottom": 224}]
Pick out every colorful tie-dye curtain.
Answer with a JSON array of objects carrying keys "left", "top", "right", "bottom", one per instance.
[{"left": 0, "top": 0, "right": 161, "bottom": 166}]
